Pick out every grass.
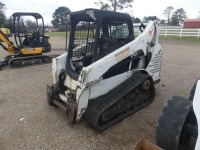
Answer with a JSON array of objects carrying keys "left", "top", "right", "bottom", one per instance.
[
  {"left": 47, "top": 32, "right": 200, "bottom": 42},
  {"left": 46, "top": 31, "right": 93, "bottom": 38},
  {"left": 159, "top": 36, "right": 200, "bottom": 43},
  {"left": 45, "top": 32, "right": 66, "bottom": 37}
]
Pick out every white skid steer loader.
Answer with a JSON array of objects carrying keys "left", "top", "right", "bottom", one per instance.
[{"left": 47, "top": 9, "right": 162, "bottom": 131}]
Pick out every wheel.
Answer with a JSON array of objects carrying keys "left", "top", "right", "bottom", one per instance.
[
  {"left": 156, "top": 96, "right": 197, "bottom": 150},
  {"left": 141, "top": 79, "right": 150, "bottom": 91},
  {"left": 189, "top": 78, "right": 200, "bottom": 101}
]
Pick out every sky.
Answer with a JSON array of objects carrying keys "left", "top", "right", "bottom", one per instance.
[{"left": 1, "top": 0, "right": 200, "bottom": 25}]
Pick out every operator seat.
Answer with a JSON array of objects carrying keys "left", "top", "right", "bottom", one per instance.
[{"left": 31, "top": 30, "right": 41, "bottom": 47}]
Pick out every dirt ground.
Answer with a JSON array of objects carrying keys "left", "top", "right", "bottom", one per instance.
[{"left": 0, "top": 37, "right": 200, "bottom": 150}]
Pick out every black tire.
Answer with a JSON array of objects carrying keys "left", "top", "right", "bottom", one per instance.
[
  {"left": 189, "top": 78, "right": 200, "bottom": 101},
  {"left": 156, "top": 96, "right": 197, "bottom": 150}
]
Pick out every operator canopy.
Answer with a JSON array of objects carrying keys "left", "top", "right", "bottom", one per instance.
[
  {"left": 65, "top": 9, "right": 134, "bottom": 80},
  {"left": 12, "top": 12, "right": 43, "bottom": 20}
]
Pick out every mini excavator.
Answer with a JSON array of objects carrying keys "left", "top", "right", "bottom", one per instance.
[
  {"left": 0, "top": 12, "right": 51, "bottom": 69},
  {"left": 47, "top": 9, "right": 162, "bottom": 131}
]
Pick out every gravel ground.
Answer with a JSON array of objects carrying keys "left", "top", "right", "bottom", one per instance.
[{"left": 0, "top": 37, "right": 200, "bottom": 150}]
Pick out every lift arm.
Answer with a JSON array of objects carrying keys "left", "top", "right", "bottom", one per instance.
[{"left": 0, "top": 29, "right": 18, "bottom": 54}]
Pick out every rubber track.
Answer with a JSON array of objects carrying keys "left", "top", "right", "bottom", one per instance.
[
  {"left": 8, "top": 55, "right": 51, "bottom": 68},
  {"left": 4, "top": 54, "right": 14, "bottom": 61},
  {"left": 156, "top": 96, "right": 194, "bottom": 150},
  {"left": 84, "top": 72, "right": 155, "bottom": 131}
]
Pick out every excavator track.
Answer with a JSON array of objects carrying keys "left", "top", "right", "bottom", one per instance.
[
  {"left": 8, "top": 55, "right": 51, "bottom": 68},
  {"left": 84, "top": 72, "right": 155, "bottom": 131},
  {"left": 4, "top": 54, "right": 14, "bottom": 61}
]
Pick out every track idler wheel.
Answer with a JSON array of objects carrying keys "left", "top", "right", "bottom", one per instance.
[{"left": 141, "top": 79, "right": 151, "bottom": 91}]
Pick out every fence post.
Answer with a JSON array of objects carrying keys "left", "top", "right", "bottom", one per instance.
[
  {"left": 180, "top": 28, "right": 183, "bottom": 37},
  {"left": 198, "top": 28, "right": 200, "bottom": 38},
  {"left": 165, "top": 29, "right": 167, "bottom": 37}
]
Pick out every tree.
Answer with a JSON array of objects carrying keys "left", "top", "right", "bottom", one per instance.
[
  {"left": 51, "top": 6, "right": 71, "bottom": 28},
  {"left": 133, "top": 17, "right": 141, "bottom": 23},
  {"left": 163, "top": 6, "right": 174, "bottom": 25},
  {"left": 18, "top": 18, "right": 28, "bottom": 32},
  {"left": 4, "top": 16, "right": 14, "bottom": 32},
  {"left": 171, "top": 14, "right": 179, "bottom": 25},
  {"left": 95, "top": 0, "right": 110, "bottom": 10},
  {"left": 143, "top": 16, "right": 147, "bottom": 23},
  {"left": 25, "top": 19, "right": 37, "bottom": 31},
  {"left": 171, "top": 8, "right": 187, "bottom": 25},
  {"left": 146, "top": 16, "right": 159, "bottom": 22},
  {"left": 160, "top": 19, "right": 166, "bottom": 24},
  {"left": 95, "top": 0, "right": 133, "bottom": 12},
  {"left": 0, "top": 2, "right": 6, "bottom": 27}
]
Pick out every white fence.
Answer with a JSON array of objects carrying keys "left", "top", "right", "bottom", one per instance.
[{"left": 134, "top": 28, "right": 200, "bottom": 38}]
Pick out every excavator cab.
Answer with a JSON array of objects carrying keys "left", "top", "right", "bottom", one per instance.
[{"left": 12, "top": 12, "right": 51, "bottom": 53}]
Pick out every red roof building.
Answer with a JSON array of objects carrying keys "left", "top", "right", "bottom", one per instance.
[{"left": 183, "top": 19, "right": 200, "bottom": 28}]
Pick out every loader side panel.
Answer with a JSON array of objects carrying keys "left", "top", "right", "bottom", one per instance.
[
  {"left": 52, "top": 53, "right": 67, "bottom": 85},
  {"left": 146, "top": 44, "right": 162, "bottom": 83},
  {"left": 88, "top": 71, "right": 132, "bottom": 100}
]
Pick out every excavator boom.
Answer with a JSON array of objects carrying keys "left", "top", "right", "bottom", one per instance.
[{"left": 0, "top": 29, "right": 18, "bottom": 53}]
